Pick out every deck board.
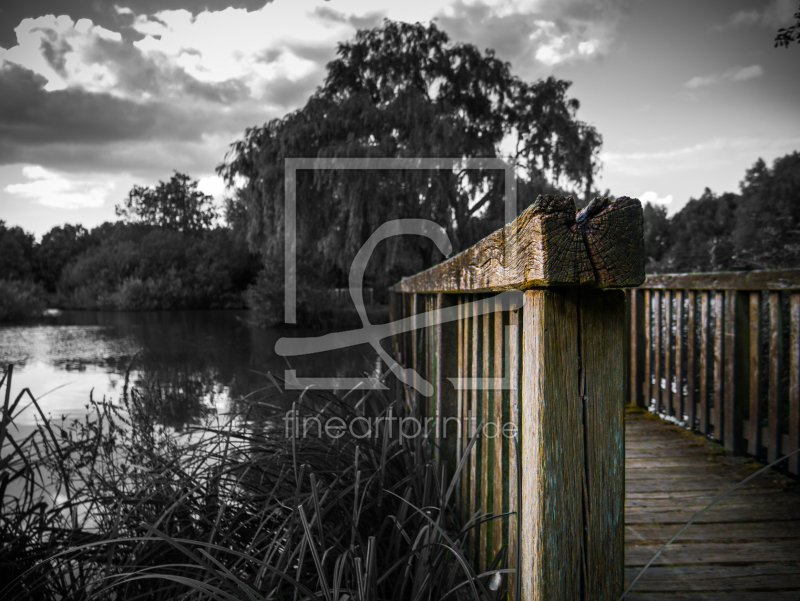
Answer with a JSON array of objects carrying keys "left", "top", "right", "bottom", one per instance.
[{"left": 624, "top": 410, "right": 800, "bottom": 599}]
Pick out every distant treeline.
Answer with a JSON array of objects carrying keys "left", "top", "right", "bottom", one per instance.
[
  {"left": 643, "top": 151, "right": 800, "bottom": 274},
  {"left": 0, "top": 173, "right": 260, "bottom": 321}
]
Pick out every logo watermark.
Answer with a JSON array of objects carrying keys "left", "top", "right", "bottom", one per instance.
[{"left": 276, "top": 157, "right": 519, "bottom": 395}]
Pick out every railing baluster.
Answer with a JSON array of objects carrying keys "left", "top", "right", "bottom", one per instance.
[
  {"left": 747, "top": 292, "right": 762, "bottom": 455},
  {"left": 653, "top": 290, "right": 662, "bottom": 411},
  {"left": 699, "top": 291, "right": 710, "bottom": 435},
  {"left": 768, "top": 292, "right": 783, "bottom": 463},
  {"left": 674, "top": 291, "right": 684, "bottom": 421},
  {"left": 713, "top": 291, "right": 724, "bottom": 441},
  {"left": 665, "top": 291, "right": 673, "bottom": 417},
  {"left": 456, "top": 296, "right": 463, "bottom": 510},
  {"left": 507, "top": 303, "right": 520, "bottom": 600},
  {"left": 686, "top": 290, "right": 696, "bottom": 430},
  {"left": 492, "top": 298, "right": 504, "bottom": 563},
  {"left": 723, "top": 291, "right": 747, "bottom": 453},
  {"left": 480, "top": 297, "right": 491, "bottom": 570},
  {"left": 470, "top": 293, "right": 480, "bottom": 559},
  {"left": 789, "top": 293, "right": 799, "bottom": 475},
  {"left": 461, "top": 295, "right": 471, "bottom": 524},
  {"left": 630, "top": 289, "right": 645, "bottom": 407}
]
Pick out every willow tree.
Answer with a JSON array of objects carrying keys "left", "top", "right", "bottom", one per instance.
[{"left": 218, "top": 20, "right": 602, "bottom": 291}]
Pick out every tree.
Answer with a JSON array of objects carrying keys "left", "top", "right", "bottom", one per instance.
[
  {"left": 37, "top": 224, "right": 93, "bottom": 292},
  {"left": 0, "top": 220, "right": 36, "bottom": 281},
  {"left": 116, "top": 172, "right": 219, "bottom": 233},
  {"left": 734, "top": 152, "right": 800, "bottom": 268},
  {"left": 775, "top": 1, "right": 800, "bottom": 47},
  {"left": 218, "top": 20, "right": 602, "bottom": 291}
]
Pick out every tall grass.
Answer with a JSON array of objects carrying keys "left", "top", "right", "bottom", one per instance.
[{"left": 0, "top": 365, "right": 504, "bottom": 600}]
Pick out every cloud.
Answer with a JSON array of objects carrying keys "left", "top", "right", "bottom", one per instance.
[
  {"left": 685, "top": 65, "right": 763, "bottom": 89},
  {"left": 715, "top": 0, "right": 797, "bottom": 30},
  {"left": 0, "top": 0, "right": 628, "bottom": 185},
  {"left": 601, "top": 136, "right": 800, "bottom": 179},
  {"left": 5, "top": 165, "right": 115, "bottom": 209},
  {"left": 639, "top": 191, "right": 673, "bottom": 206},
  {"left": 435, "top": 0, "right": 627, "bottom": 76}
]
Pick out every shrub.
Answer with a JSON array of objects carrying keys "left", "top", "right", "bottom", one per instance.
[{"left": 0, "top": 279, "right": 46, "bottom": 322}]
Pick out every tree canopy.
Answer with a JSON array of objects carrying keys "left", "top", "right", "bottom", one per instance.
[
  {"left": 775, "top": 1, "right": 800, "bottom": 47},
  {"left": 218, "top": 19, "right": 602, "bottom": 289},
  {"left": 642, "top": 151, "right": 800, "bottom": 273},
  {"left": 115, "top": 172, "right": 219, "bottom": 233}
]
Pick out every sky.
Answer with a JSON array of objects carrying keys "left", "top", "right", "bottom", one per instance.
[{"left": 0, "top": 0, "right": 798, "bottom": 238}]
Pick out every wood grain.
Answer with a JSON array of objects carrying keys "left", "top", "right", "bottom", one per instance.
[
  {"left": 520, "top": 288, "right": 624, "bottom": 600},
  {"left": 768, "top": 292, "right": 782, "bottom": 463},
  {"left": 392, "top": 195, "right": 644, "bottom": 293}
]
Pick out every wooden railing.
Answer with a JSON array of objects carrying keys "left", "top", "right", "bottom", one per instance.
[
  {"left": 627, "top": 270, "right": 800, "bottom": 475},
  {"left": 389, "top": 195, "right": 645, "bottom": 600}
]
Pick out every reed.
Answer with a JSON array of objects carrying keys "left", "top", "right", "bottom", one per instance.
[{"left": 0, "top": 364, "right": 502, "bottom": 600}]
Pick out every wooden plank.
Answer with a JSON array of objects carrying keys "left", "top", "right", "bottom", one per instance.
[
  {"left": 686, "top": 291, "right": 696, "bottom": 430},
  {"left": 748, "top": 292, "right": 762, "bottom": 456},
  {"left": 713, "top": 291, "right": 724, "bottom": 441},
  {"left": 664, "top": 291, "right": 673, "bottom": 417},
  {"left": 768, "top": 292, "right": 783, "bottom": 463},
  {"left": 790, "top": 293, "right": 799, "bottom": 475},
  {"left": 653, "top": 290, "right": 661, "bottom": 411},
  {"left": 520, "top": 288, "right": 624, "bottom": 600},
  {"left": 639, "top": 269, "right": 800, "bottom": 291},
  {"left": 699, "top": 292, "right": 710, "bottom": 435},
  {"left": 674, "top": 291, "right": 684, "bottom": 421},
  {"left": 492, "top": 299, "right": 504, "bottom": 564},
  {"left": 480, "top": 297, "right": 491, "bottom": 570},
  {"left": 643, "top": 290, "right": 652, "bottom": 409},
  {"left": 624, "top": 540, "right": 800, "bottom": 565},
  {"left": 623, "top": 564, "right": 800, "bottom": 591},
  {"left": 624, "top": 504, "right": 800, "bottom": 524},
  {"left": 507, "top": 304, "right": 520, "bottom": 601},
  {"left": 392, "top": 195, "right": 645, "bottom": 293},
  {"left": 625, "top": 593, "right": 800, "bottom": 601}
]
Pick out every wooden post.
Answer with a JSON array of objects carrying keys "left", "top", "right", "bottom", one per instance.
[
  {"left": 506, "top": 304, "right": 521, "bottom": 599},
  {"left": 664, "top": 290, "right": 673, "bottom": 417},
  {"left": 520, "top": 288, "right": 625, "bottom": 600},
  {"left": 492, "top": 298, "right": 505, "bottom": 563}
]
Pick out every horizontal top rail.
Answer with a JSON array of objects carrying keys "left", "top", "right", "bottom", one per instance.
[
  {"left": 391, "top": 195, "right": 645, "bottom": 294},
  {"left": 639, "top": 269, "right": 800, "bottom": 290}
]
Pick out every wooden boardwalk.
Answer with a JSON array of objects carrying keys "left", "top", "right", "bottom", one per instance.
[{"left": 624, "top": 409, "right": 800, "bottom": 600}]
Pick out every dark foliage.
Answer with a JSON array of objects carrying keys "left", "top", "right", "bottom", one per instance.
[
  {"left": 643, "top": 152, "right": 800, "bottom": 273},
  {"left": 115, "top": 172, "right": 219, "bottom": 233},
  {"left": 775, "top": 1, "right": 800, "bottom": 47}
]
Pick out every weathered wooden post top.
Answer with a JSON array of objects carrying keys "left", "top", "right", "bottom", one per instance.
[{"left": 389, "top": 194, "right": 645, "bottom": 600}]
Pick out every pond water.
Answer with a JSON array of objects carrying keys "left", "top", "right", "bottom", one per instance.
[{"left": 0, "top": 310, "right": 383, "bottom": 431}]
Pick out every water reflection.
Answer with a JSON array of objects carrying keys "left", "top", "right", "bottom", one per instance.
[{"left": 0, "top": 310, "right": 382, "bottom": 430}]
